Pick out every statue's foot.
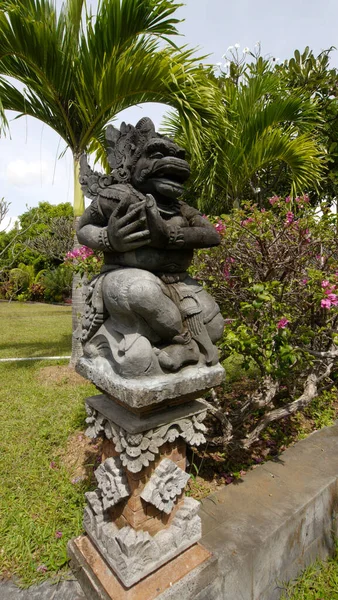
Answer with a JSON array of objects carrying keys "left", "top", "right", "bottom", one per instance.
[
  {"left": 205, "top": 345, "right": 220, "bottom": 366},
  {"left": 158, "top": 340, "right": 200, "bottom": 372}
]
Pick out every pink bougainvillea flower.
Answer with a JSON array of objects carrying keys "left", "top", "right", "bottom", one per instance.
[
  {"left": 327, "top": 294, "right": 338, "bottom": 306},
  {"left": 241, "top": 217, "right": 254, "bottom": 226},
  {"left": 285, "top": 196, "right": 291, "bottom": 203},
  {"left": 303, "top": 194, "right": 310, "bottom": 203},
  {"left": 301, "top": 279, "right": 308, "bottom": 285},
  {"left": 215, "top": 220, "right": 226, "bottom": 234},
  {"left": 285, "top": 211, "right": 294, "bottom": 224},
  {"left": 221, "top": 473, "right": 234, "bottom": 484},
  {"left": 65, "top": 245, "right": 94, "bottom": 261},
  {"left": 321, "top": 280, "right": 330, "bottom": 288},
  {"left": 277, "top": 318, "right": 289, "bottom": 329},
  {"left": 55, "top": 531, "right": 63, "bottom": 539},
  {"left": 269, "top": 195, "right": 279, "bottom": 205},
  {"left": 37, "top": 565, "right": 48, "bottom": 573},
  {"left": 71, "top": 476, "right": 84, "bottom": 484},
  {"left": 321, "top": 298, "right": 332, "bottom": 309},
  {"left": 261, "top": 208, "right": 266, "bottom": 213}
]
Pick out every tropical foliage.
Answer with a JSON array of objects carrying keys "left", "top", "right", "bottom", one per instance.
[
  {"left": 0, "top": 0, "right": 223, "bottom": 216},
  {"left": 0, "top": 202, "right": 74, "bottom": 302},
  {"left": 0, "top": 202, "right": 73, "bottom": 273},
  {"left": 276, "top": 46, "right": 338, "bottom": 205},
  {"left": 193, "top": 197, "right": 338, "bottom": 448},
  {"left": 166, "top": 45, "right": 326, "bottom": 213}
]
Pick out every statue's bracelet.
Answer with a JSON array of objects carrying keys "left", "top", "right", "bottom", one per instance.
[{"left": 98, "top": 228, "right": 113, "bottom": 250}]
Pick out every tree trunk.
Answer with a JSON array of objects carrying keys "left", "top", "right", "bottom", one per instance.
[{"left": 69, "top": 155, "right": 86, "bottom": 368}]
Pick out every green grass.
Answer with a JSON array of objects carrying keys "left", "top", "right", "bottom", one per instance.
[
  {"left": 0, "top": 302, "right": 72, "bottom": 358},
  {"left": 281, "top": 551, "right": 338, "bottom": 599},
  {"left": 0, "top": 301, "right": 97, "bottom": 585}
]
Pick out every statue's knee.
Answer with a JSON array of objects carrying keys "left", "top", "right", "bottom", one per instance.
[{"left": 128, "top": 280, "right": 163, "bottom": 313}]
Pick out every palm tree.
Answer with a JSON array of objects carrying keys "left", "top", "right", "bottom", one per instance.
[
  {"left": 165, "top": 66, "right": 324, "bottom": 213},
  {"left": 0, "top": 0, "right": 223, "bottom": 363}
]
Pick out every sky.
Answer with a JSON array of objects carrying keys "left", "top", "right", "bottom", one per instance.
[{"left": 1, "top": 0, "right": 338, "bottom": 228}]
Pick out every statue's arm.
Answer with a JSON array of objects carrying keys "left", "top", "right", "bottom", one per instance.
[
  {"left": 77, "top": 203, "right": 111, "bottom": 251},
  {"left": 77, "top": 197, "right": 151, "bottom": 252},
  {"left": 169, "top": 214, "right": 220, "bottom": 249},
  {"left": 146, "top": 199, "right": 220, "bottom": 250}
]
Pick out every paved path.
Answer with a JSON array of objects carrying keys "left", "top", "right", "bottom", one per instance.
[{"left": 0, "top": 576, "right": 86, "bottom": 600}]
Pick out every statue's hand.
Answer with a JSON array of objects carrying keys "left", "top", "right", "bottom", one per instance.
[
  {"left": 145, "top": 195, "right": 171, "bottom": 247},
  {"left": 107, "top": 199, "right": 151, "bottom": 252}
]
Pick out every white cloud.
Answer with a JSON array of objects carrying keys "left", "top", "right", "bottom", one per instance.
[{"left": 6, "top": 159, "right": 51, "bottom": 187}]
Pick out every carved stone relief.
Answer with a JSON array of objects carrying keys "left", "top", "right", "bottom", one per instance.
[
  {"left": 140, "top": 458, "right": 190, "bottom": 514},
  {"left": 94, "top": 456, "right": 130, "bottom": 510},
  {"left": 83, "top": 497, "right": 201, "bottom": 587},
  {"left": 85, "top": 402, "right": 207, "bottom": 472}
]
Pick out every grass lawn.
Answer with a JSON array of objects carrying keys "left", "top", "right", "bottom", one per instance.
[
  {"left": 281, "top": 552, "right": 338, "bottom": 599},
  {"left": 0, "top": 301, "right": 72, "bottom": 358},
  {"left": 0, "top": 301, "right": 97, "bottom": 585}
]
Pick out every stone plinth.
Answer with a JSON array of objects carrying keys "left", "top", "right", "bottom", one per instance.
[
  {"left": 76, "top": 358, "right": 224, "bottom": 410},
  {"left": 68, "top": 536, "right": 213, "bottom": 600},
  {"left": 73, "top": 394, "right": 209, "bottom": 590}
]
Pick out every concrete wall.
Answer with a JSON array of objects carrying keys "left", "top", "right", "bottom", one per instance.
[{"left": 161, "top": 424, "right": 338, "bottom": 600}]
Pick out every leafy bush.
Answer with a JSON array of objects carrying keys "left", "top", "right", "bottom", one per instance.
[
  {"left": 42, "top": 266, "right": 72, "bottom": 303},
  {"left": 194, "top": 197, "right": 338, "bottom": 448}
]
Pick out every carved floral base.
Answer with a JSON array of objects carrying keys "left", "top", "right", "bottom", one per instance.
[{"left": 76, "top": 394, "right": 208, "bottom": 588}]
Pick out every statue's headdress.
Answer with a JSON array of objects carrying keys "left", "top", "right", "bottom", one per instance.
[
  {"left": 79, "top": 118, "right": 161, "bottom": 198},
  {"left": 106, "top": 117, "right": 157, "bottom": 183}
]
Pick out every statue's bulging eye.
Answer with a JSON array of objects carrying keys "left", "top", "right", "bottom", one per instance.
[{"left": 149, "top": 152, "right": 164, "bottom": 160}]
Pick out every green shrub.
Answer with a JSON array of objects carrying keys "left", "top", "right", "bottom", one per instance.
[
  {"left": 194, "top": 197, "right": 338, "bottom": 448},
  {"left": 42, "top": 266, "right": 72, "bottom": 303}
]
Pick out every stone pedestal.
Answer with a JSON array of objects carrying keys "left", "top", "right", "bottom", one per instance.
[
  {"left": 69, "top": 390, "right": 218, "bottom": 594},
  {"left": 68, "top": 535, "right": 212, "bottom": 600}
]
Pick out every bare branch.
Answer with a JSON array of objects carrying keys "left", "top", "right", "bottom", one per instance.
[
  {"left": 199, "top": 396, "right": 233, "bottom": 446},
  {"left": 240, "top": 360, "right": 334, "bottom": 449},
  {"left": 297, "top": 346, "right": 338, "bottom": 359}
]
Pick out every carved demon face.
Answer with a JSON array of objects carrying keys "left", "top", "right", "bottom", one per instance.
[
  {"left": 130, "top": 136, "right": 190, "bottom": 201},
  {"left": 105, "top": 118, "right": 190, "bottom": 201}
]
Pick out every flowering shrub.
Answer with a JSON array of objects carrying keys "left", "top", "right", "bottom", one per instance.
[
  {"left": 64, "top": 245, "right": 103, "bottom": 278},
  {"left": 193, "top": 197, "right": 338, "bottom": 448}
]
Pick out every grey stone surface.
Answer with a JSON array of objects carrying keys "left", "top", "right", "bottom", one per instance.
[
  {"left": 76, "top": 118, "right": 224, "bottom": 381},
  {"left": 83, "top": 497, "right": 202, "bottom": 587},
  {"left": 77, "top": 360, "right": 225, "bottom": 408},
  {"left": 85, "top": 401, "right": 207, "bottom": 473},
  {"left": 0, "top": 577, "right": 85, "bottom": 600},
  {"left": 140, "top": 458, "right": 190, "bottom": 514},
  {"left": 85, "top": 394, "right": 208, "bottom": 434}
]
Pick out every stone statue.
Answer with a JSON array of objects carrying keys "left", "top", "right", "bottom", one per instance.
[{"left": 77, "top": 117, "right": 224, "bottom": 380}]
